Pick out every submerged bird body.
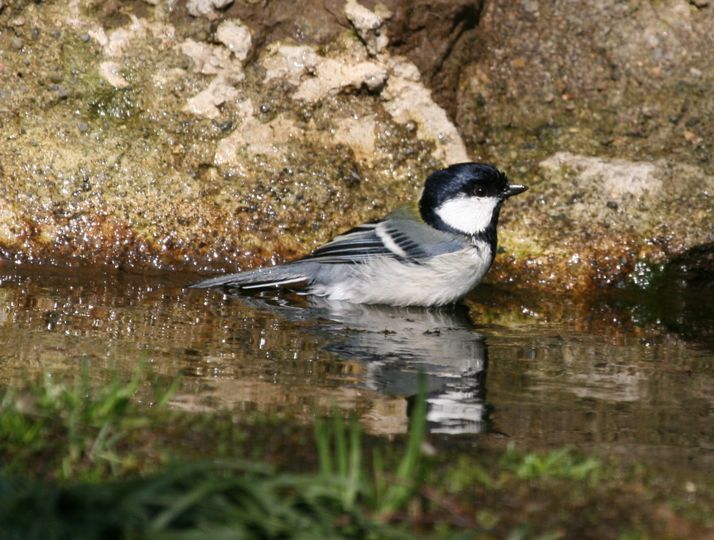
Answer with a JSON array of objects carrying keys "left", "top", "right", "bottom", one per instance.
[{"left": 190, "top": 163, "right": 527, "bottom": 307}]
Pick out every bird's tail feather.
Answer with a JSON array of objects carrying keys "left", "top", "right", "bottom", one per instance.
[{"left": 188, "top": 264, "right": 312, "bottom": 291}]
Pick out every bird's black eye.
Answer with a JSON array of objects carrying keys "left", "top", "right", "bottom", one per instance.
[{"left": 473, "top": 186, "right": 487, "bottom": 196}]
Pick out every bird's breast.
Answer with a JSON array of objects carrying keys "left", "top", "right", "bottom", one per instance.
[{"left": 312, "top": 241, "right": 494, "bottom": 307}]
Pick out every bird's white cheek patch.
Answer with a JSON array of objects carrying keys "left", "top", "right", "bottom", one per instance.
[{"left": 436, "top": 196, "right": 499, "bottom": 235}]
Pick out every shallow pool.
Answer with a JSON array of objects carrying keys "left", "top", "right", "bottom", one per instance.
[{"left": 0, "top": 264, "right": 711, "bottom": 474}]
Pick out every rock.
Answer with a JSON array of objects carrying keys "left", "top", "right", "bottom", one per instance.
[
  {"left": 258, "top": 32, "right": 467, "bottom": 165},
  {"left": 71, "top": 14, "right": 175, "bottom": 89},
  {"left": 0, "top": 201, "right": 24, "bottom": 252},
  {"left": 3, "top": 0, "right": 710, "bottom": 293},
  {"left": 0, "top": 0, "right": 462, "bottom": 274},
  {"left": 261, "top": 41, "right": 390, "bottom": 103},
  {"left": 212, "top": 26, "right": 468, "bottom": 167},
  {"left": 99, "top": 61, "right": 130, "bottom": 89},
  {"left": 214, "top": 100, "right": 302, "bottom": 163},
  {"left": 262, "top": 44, "right": 321, "bottom": 85},
  {"left": 331, "top": 116, "right": 376, "bottom": 161},
  {"left": 447, "top": 0, "right": 714, "bottom": 290},
  {"left": 52, "top": 84, "right": 69, "bottom": 99},
  {"left": 180, "top": 39, "right": 242, "bottom": 77},
  {"left": 457, "top": 0, "right": 714, "bottom": 176},
  {"left": 383, "top": 0, "right": 483, "bottom": 115},
  {"left": 184, "top": 75, "right": 240, "bottom": 119},
  {"left": 540, "top": 153, "right": 662, "bottom": 200},
  {"left": 382, "top": 56, "right": 469, "bottom": 164},
  {"left": 292, "top": 58, "right": 388, "bottom": 101},
  {"left": 215, "top": 19, "right": 252, "bottom": 62},
  {"left": 179, "top": 38, "right": 244, "bottom": 118},
  {"left": 187, "top": 0, "right": 234, "bottom": 19},
  {"left": 344, "top": 0, "right": 389, "bottom": 56},
  {"left": 489, "top": 152, "right": 714, "bottom": 291}
]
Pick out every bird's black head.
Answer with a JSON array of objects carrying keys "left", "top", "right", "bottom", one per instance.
[{"left": 419, "top": 163, "right": 527, "bottom": 238}]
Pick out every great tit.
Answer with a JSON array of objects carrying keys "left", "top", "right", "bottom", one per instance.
[{"left": 190, "top": 162, "right": 527, "bottom": 306}]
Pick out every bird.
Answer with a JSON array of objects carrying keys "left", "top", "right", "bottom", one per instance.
[{"left": 189, "top": 162, "right": 527, "bottom": 307}]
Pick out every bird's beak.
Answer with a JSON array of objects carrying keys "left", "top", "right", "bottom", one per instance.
[{"left": 502, "top": 184, "right": 528, "bottom": 198}]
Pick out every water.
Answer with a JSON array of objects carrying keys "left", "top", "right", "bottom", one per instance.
[{"left": 0, "top": 264, "right": 712, "bottom": 473}]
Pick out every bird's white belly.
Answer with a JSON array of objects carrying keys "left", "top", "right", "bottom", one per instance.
[{"left": 312, "top": 243, "right": 493, "bottom": 307}]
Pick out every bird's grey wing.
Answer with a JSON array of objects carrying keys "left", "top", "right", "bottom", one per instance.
[
  {"left": 297, "top": 222, "right": 388, "bottom": 263},
  {"left": 187, "top": 223, "right": 393, "bottom": 289},
  {"left": 189, "top": 214, "right": 465, "bottom": 291},
  {"left": 300, "top": 217, "right": 465, "bottom": 265},
  {"left": 188, "top": 264, "right": 315, "bottom": 290}
]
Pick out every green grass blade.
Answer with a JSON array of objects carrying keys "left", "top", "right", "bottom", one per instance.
[
  {"left": 379, "top": 372, "right": 428, "bottom": 514},
  {"left": 335, "top": 413, "right": 347, "bottom": 478},
  {"left": 345, "top": 414, "right": 362, "bottom": 509},
  {"left": 314, "top": 416, "right": 332, "bottom": 476}
]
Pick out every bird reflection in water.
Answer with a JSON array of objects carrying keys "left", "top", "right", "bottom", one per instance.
[{"left": 241, "top": 294, "right": 491, "bottom": 435}]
